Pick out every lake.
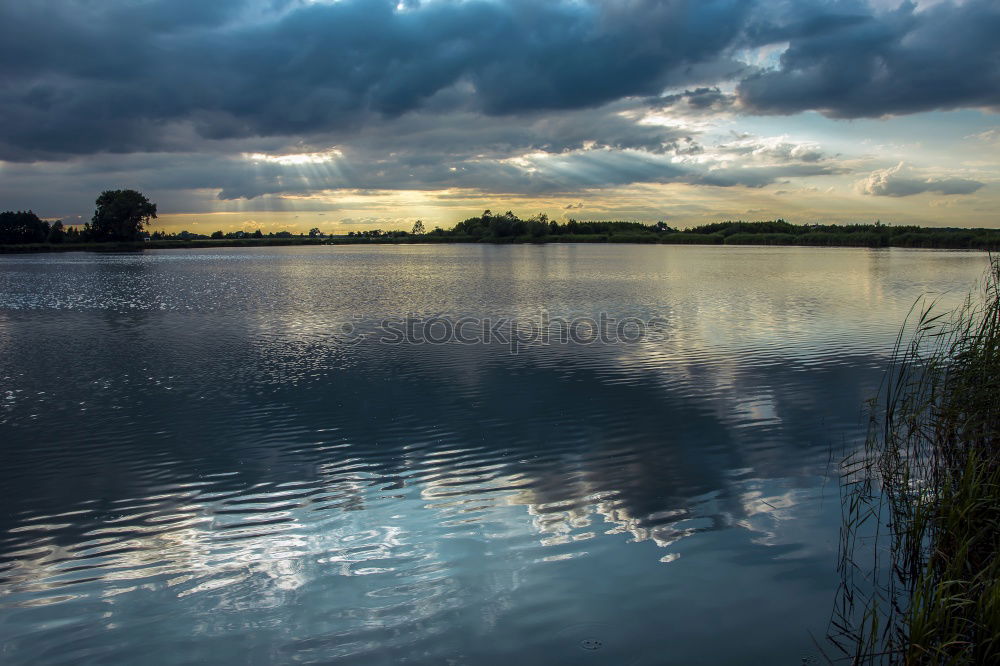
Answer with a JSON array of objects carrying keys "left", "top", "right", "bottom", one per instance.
[{"left": 0, "top": 244, "right": 990, "bottom": 665}]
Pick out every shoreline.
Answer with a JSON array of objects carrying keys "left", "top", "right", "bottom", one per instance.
[{"left": 3, "top": 234, "right": 999, "bottom": 254}]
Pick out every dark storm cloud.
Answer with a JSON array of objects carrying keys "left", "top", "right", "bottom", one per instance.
[
  {"left": 2, "top": 0, "right": 997, "bottom": 162},
  {"left": 737, "top": 0, "right": 1000, "bottom": 118},
  {"left": 0, "top": 0, "right": 753, "bottom": 160}
]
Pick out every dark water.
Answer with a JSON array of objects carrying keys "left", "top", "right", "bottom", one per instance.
[{"left": 0, "top": 245, "right": 988, "bottom": 665}]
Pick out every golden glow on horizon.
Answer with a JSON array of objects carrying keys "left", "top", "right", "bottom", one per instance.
[{"left": 148, "top": 177, "right": 999, "bottom": 235}]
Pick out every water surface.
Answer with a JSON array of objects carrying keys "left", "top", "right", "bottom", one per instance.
[{"left": 0, "top": 245, "right": 989, "bottom": 664}]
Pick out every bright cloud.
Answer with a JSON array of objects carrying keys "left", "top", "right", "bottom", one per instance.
[{"left": 857, "top": 163, "right": 985, "bottom": 197}]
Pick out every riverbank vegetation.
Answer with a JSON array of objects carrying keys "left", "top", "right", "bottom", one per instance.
[
  {"left": 348, "top": 212, "right": 1000, "bottom": 250},
  {"left": 3, "top": 203, "right": 1000, "bottom": 252},
  {"left": 832, "top": 258, "right": 1000, "bottom": 663}
]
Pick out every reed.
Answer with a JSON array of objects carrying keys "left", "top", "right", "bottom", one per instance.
[{"left": 832, "top": 257, "right": 1000, "bottom": 663}]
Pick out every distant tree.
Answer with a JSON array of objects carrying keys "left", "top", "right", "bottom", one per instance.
[
  {"left": 252, "top": 229, "right": 263, "bottom": 238},
  {"left": 90, "top": 189, "right": 157, "bottom": 241},
  {"left": 308, "top": 227, "right": 322, "bottom": 237},
  {"left": 0, "top": 211, "right": 50, "bottom": 244},
  {"left": 411, "top": 220, "right": 425, "bottom": 235},
  {"left": 47, "top": 220, "right": 65, "bottom": 243},
  {"left": 211, "top": 230, "right": 224, "bottom": 239},
  {"left": 527, "top": 213, "right": 549, "bottom": 238}
]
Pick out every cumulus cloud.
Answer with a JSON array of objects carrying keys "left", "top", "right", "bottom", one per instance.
[
  {"left": 857, "top": 163, "right": 984, "bottom": 197},
  {"left": 711, "top": 134, "right": 828, "bottom": 163}
]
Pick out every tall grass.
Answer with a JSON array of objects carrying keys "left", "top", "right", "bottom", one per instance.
[{"left": 832, "top": 258, "right": 1000, "bottom": 663}]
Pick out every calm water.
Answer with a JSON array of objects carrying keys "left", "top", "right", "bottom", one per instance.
[{"left": 0, "top": 245, "right": 989, "bottom": 665}]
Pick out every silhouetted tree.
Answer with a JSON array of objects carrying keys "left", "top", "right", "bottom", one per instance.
[
  {"left": 527, "top": 213, "right": 549, "bottom": 238},
  {"left": 308, "top": 227, "right": 322, "bottom": 237},
  {"left": 90, "top": 189, "right": 157, "bottom": 241},
  {"left": 211, "top": 230, "right": 224, "bottom": 239},
  {"left": 411, "top": 220, "right": 425, "bottom": 235},
  {"left": 47, "top": 220, "right": 65, "bottom": 243},
  {"left": 0, "top": 211, "right": 50, "bottom": 244}
]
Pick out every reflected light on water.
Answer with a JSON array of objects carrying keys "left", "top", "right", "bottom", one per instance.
[{"left": 0, "top": 245, "right": 989, "bottom": 665}]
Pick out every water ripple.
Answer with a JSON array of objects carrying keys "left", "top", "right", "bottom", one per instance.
[{"left": 0, "top": 245, "right": 990, "bottom": 665}]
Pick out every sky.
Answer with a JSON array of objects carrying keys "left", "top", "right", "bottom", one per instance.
[{"left": 1, "top": 0, "right": 998, "bottom": 234}]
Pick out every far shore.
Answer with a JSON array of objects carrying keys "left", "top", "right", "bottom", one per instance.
[
  {"left": 3, "top": 233, "right": 1000, "bottom": 254},
  {"left": 6, "top": 208, "right": 1000, "bottom": 252}
]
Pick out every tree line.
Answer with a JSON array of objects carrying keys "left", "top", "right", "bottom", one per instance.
[
  {"left": 346, "top": 211, "right": 1000, "bottom": 250},
  {"left": 1, "top": 189, "right": 156, "bottom": 245},
  {"left": 4, "top": 195, "right": 1000, "bottom": 250}
]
